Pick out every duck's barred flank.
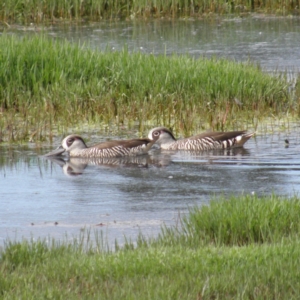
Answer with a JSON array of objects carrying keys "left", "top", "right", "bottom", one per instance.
[
  {"left": 169, "top": 137, "right": 237, "bottom": 151},
  {"left": 71, "top": 144, "right": 147, "bottom": 158}
]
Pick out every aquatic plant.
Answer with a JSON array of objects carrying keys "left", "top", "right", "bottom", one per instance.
[
  {"left": 0, "top": 0, "right": 298, "bottom": 23},
  {"left": 0, "top": 34, "right": 294, "bottom": 142}
]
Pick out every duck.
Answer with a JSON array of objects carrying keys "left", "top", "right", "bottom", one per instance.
[
  {"left": 44, "top": 134, "right": 155, "bottom": 158},
  {"left": 148, "top": 127, "right": 254, "bottom": 151}
]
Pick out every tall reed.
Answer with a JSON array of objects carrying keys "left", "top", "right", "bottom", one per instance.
[{"left": 0, "top": 0, "right": 298, "bottom": 23}]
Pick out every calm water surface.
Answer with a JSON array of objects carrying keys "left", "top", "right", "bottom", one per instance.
[
  {"left": 1, "top": 17, "right": 300, "bottom": 246},
  {"left": 1, "top": 130, "right": 300, "bottom": 247},
  {"left": 5, "top": 16, "right": 300, "bottom": 74},
  {"left": 23, "top": 16, "right": 300, "bottom": 76}
]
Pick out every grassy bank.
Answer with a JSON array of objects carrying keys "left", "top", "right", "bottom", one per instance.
[
  {"left": 0, "top": 34, "right": 295, "bottom": 143},
  {"left": 1, "top": 194, "right": 300, "bottom": 299},
  {"left": 1, "top": 0, "right": 299, "bottom": 23}
]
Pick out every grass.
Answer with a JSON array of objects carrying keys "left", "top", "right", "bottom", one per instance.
[
  {"left": 0, "top": 34, "right": 296, "bottom": 143},
  {"left": 2, "top": 194, "right": 300, "bottom": 299},
  {"left": 152, "top": 194, "right": 300, "bottom": 247},
  {"left": 0, "top": 0, "right": 299, "bottom": 23}
]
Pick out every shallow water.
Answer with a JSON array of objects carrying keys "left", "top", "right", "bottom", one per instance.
[
  {"left": 7, "top": 16, "right": 300, "bottom": 76},
  {"left": 1, "top": 129, "right": 300, "bottom": 247},
  {"left": 1, "top": 16, "right": 300, "bottom": 247}
]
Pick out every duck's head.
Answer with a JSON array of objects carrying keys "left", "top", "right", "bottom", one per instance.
[
  {"left": 44, "top": 135, "right": 87, "bottom": 157},
  {"left": 148, "top": 127, "right": 176, "bottom": 145}
]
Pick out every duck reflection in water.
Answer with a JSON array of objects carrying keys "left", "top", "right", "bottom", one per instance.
[{"left": 45, "top": 155, "right": 171, "bottom": 177}]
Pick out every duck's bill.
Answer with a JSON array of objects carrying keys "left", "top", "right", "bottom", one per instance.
[{"left": 44, "top": 145, "right": 66, "bottom": 157}]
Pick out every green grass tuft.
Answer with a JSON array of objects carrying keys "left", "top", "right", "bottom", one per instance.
[
  {"left": 0, "top": 34, "right": 295, "bottom": 142},
  {"left": 182, "top": 194, "right": 300, "bottom": 246}
]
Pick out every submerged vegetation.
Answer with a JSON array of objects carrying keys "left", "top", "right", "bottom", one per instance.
[
  {"left": 0, "top": 34, "right": 296, "bottom": 143},
  {"left": 1, "top": 194, "right": 300, "bottom": 299},
  {"left": 0, "top": 0, "right": 299, "bottom": 23}
]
